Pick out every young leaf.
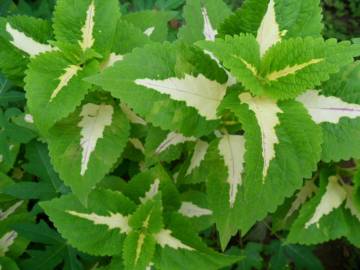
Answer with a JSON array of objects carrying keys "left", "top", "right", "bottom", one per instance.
[
  {"left": 197, "top": 36, "right": 360, "bottom": 99},
  {"left": 178, "top": 0, "right": 231, "bottom": 43},
  {"left": 219, "top": 0, "right": 323, "bottom": 41},
  {"left": 47, "top": 98, "right": 130, "bottom": 204},
  {"left": 53, "top": 0, "right": 120, "bottom": 55}
]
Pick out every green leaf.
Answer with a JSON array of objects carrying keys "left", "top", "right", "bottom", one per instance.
[
  {"left": 154, "top": 213, "right": 241, "bottom": 270},
  {"left": 122, "top": 10, "right": 176, "bottom": 42},
  {"left": 53, "top": 0, "right": 120, "bottom": 55},
  {"left": 88, "top": 42, "right": 224, "bottom": 137},
  {"left": 178, "top": 0, "right": 231, "bottom": 43},
  {"left": 287, "top": 173, "right": 360, "bottom": 248},
  {"left": 47, "top": 96, "right": 130, "bottom": 204},
  {"left": 40, "top": 189, "right": 137, "bottom": 256},
  {"left": 0, "top": 257, "right": 19, "bottom": 270},
  {"left": 0, "top": 15, "right": 54, "bottom": 84},
  {"left": 109, "top": 19, "right": 151, "bottom": 56},
  {"left": 197, "top": 35, "right": 360, "bottom": 99},
  {"left": 207, "top": 89, "right": 322, "bottom": 245},
  {"left": 14, "top": 222, "right": 84, "bottom": 270},
  {"left": 121, "top": 165, "right": 181, "bottom": 211},
  {"left": 129, "top": 195, "right": 163, "bottom": 234},
  {"left": 316, "top": 62, "right": 360, "bottom": 162},
  {"left": 25, "top": 51, "right": 99, "bottom": 134},
  {"left": 123, "top": 231, "right": 156, "bottom": 270},
  {"left": 219, "top": 0, "right": 323, "bottom": 40}
]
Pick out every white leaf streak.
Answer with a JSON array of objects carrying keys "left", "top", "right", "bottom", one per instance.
[
  {"left": 50, "top": 65, "right": 82, "bottom": 102},
  {"left": 239, "top": 93, "right": 282, "bottom": 180},
  {"left": 135, "top": 74, "right": 227, "bottom": 120},
  {"left": 6, "top": 23, "right": 54, "bottom": 57},
  {"left": 154, "top": 229, "right": 193, "bottom": 250},
  {"left": 79, "top": 1, "right": 96, "bottom": 51},
  {"left": 297, "top": 90, "right": 360, "bottom": 124},
  {"left": 67, "top": 210, "right": 131, "bottom": 234},
  {"left": 218, "top": 135, "right": 245, "bottom": 208},
  {"left": 78, "top": 103, "right": 113, "bottom": 176},
  {"left": 178, "top": 202, "right": 212, "bottom": 218}
]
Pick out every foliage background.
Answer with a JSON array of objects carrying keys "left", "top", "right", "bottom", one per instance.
[{"left": 1, "top": 0, "right": 360, "bottom": 269}]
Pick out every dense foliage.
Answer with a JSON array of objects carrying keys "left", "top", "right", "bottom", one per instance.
[{"left": 1, "top": 0, "right": 360, "bottom": 269}]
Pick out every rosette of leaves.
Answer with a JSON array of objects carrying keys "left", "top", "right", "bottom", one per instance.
[
  {"left": 90, "top": 0, "right": 360, "bottom": 249},
  {"left": 41, "top": 167, "right": 240, "bottom": 270},
  {"left": 0, "top": 0, "right": 167, "bottom": 203}
]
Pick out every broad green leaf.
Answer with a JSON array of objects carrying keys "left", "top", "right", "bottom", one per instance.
[
  {"left": 178, "top": 0, "right": 231, "bottom": 43},
  {"left": 88, "top": 43, "right": 225, "bottom": 137},
  {"left": 287, "top": 174, "right": 360, "bottom": 247},
  {"left": 197, "top": 35, "right": 360, "bottom": 99},
  {"left": 47, "top": 97, "right": 130, "bottom": 204},
  {"left": 0, "top": 15, "right": 53, "bottom": 84},
  {"left": 25, "top": 51, "right": 99, "bottom": 134},
  {"left": 206, "top": 89, "right": 322, "bottom": 245},
  {"left": 53, "top": 0, "right": 120, "bottom": 54},
  {"left": 122, "top": 10, "right": 176, "bottom": 42},
  {"left": 309, "top": 62, "right": 360, "bottom": 161},
  {"left": 40, "top": 189, "right": 137, "bottom": 256},
  {"left": 219, "top": 0, "right": 323, "bottom": 41}
]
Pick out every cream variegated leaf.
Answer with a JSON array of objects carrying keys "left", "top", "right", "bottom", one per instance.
[
  {"left": 285, "top": 180, "right": 317, "bottom": 220},
  {"left": 178, "top": 202, "right": 212, "bottom": 218},
  {"left": 239, "top": 93, "right": 282, "bottom": 179},
  {"left": 79, "top": 1, "right": 96, "bottom": 51},
  {"left": 186, "top": 140, "right": 209, "bottom": 176},
  {"left": 0, "top": 231, "right": 17, "bottom": 256},
  {"left": 67, "top": 210, "right": 131, "bottom": 234},
  {"left": 305, "top": 176, "right": 346, "bottom": 228},
  {"left": 50, "top": 65, "right": 82, "bottom": 102},
  {"left": 78, "top": 103, "right": 114, "bottom": 176},
  {"left": 256, "top": 0, "right": 282, "bottom": 57},
  {"left": 201, "top": 7, "right": 217, "bottom": 41},
  {"left": 102, "top": 53, "right": 124, "bottom": 69},
  {"left": 0, "top": 201, "right": 23, "bottom": 221},
  {"left": 154, "top": 229, "right": 193, "bottom": 250},
  {"left": 139, "top": 179, "right": 160, "bottom": 203},
  {"left": 6, "top": 22, "right": 54, "bottom": 57},
  {"left": 155, "top": 132, "right": 196, "bottom": 154},
  {"left": 218, "top": 135, "right": 245, "bottom": 208},
  {"left": 135, "top": 74, "right": 227, "bottom": 120},
  {"left": 297, "top": 90, "right": 360, "bottom": 124}
]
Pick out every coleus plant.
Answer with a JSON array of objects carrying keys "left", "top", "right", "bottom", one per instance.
[{"left": 1, "top": 0, "right": 360, "bottom": 269}]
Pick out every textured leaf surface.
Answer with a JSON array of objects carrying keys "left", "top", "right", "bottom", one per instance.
[
  {"left": 40, "top": 189, "right": 136, "bottom": 256},
  {"left": 25, "top": 51, "right": 98, "bottom": 134},
  {"left": 53, "top": 0, "right": 120, "bottom": 54},
  {"left": 315, "top": 62, "right": 360, "bottom": 161},
  {"left": 219, "top": 0, "right": 323, "bottom": 40},
  {"left": 178, "top": 0, "right": 231, "bottom": 43},
  {"left": 197, "top": 36, "right": 360, "bottom": 99},
  {"left": 0, "top": 16, "right": 53, "bottom": 84},
  {"left": 287, "top": 174, "right": 360, "bottom": 247},
  {"left": 47, "top": 97, "right": 130, "bottom": 203},
  {"left": 88, "top": 43, "right": 224, "bottom": 137}
]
